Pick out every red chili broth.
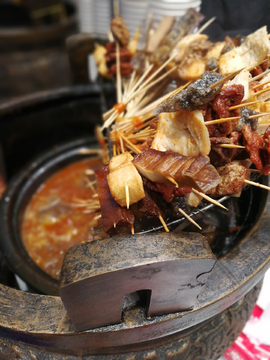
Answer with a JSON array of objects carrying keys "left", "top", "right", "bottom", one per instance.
[{"left": 22, "top": 157, "right": 106, "bottom": 280}]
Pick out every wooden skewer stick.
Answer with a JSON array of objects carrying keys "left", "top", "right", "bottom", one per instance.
[
  {"left": 119, "top": 134, "right": 125, "bottom": 153},
  {"left": 85, "top": 169, "right": 95, "bottom": 176},
  {"left": 126, "top": 70, "right": 136, "bottom": 99},
  {"left": 253, "top": 85, "right": 270, "bottom": 97},
  {"left": 107, "top": 30, "right": 114, "bottom": 42},
  {"left": 196, "top": 16, "right": 216, "bottom": 35},
  {"left": 228, "top": 100, "right": 261, "bottom": 110},
  {"left": 136, "top": 50, "right": 178, "bottom": 92},
  {"left": 128, "top": 65, "right": 178, "bottom": 103},
  {"left": 209, "top": 68, "right": 245, "bottom": 89},
  {"left": 245, "top": 179, "right": 270, "bottom": 191},
  {"left": 192, "top": 188, "right": 228, "bottom": 210},
  {"left": 101, "top": 110, "right": 118, "bottom": 130},
  {"left": 249, "top": 68, "right": 270, "bottom": 82},
  {"left": 93, "top": 214, "right": 102, "bottom": 221},
  {"left": 253, "top": 79, "right": 270, "bottom": 89},
  {"left": 205, "top": 116, "right": 240, "bottom": 126},
  {"left": 103, "top": 108, "right": 115, "bottom": 121},
  {"left": 78, "top": 148, "right": 103, "bottom": 155},
  {"left": 131, "top": 223, "right": 135, "bottom": 235},
  {"left": 125, "top": 185, "right": 130, "bottom": 209},
  {"left": 116, "top": 42, "right": 122, "bottom": 104},
  {"left": 127, "top": 64, "right": 154, "bottom": 98},
  {"left": 218, "top": 144, "right": 245, "bottom": 149},
  {"left": 178, "top": 208, "right": 202, "bottom": 230},
  {"left": 205, "top": 112, "right": 269, "bottom": 126},
  {"left": 158, "top": 214, "right": 169, "bottom": 232},
  {"left": 113, "top": 0, "right": 119, "bottom": 17},
  {"left": 120, "top": 134, "right": 141, "bottom": 154}
]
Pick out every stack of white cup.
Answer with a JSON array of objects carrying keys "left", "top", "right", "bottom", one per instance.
[
  {"left": 119, "top": 0, "right": 149, "bottom": 37},
  {"left": 77, "top": 0, "right": 112, "bottom": 39},
  {"left": 149, "top": 0, "right": 201, "bottom": 25}
]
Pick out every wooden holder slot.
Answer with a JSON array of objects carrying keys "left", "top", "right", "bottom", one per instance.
[{"left": 59, "top": 232, "right": 216, "bottom": 332}]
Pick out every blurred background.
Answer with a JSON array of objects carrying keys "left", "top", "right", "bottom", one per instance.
[
  {"left": 0, "top": 0, "right": 203, "bottom": 102},
  {"left": 1, "top": 0, "right": 270, "bottom": 102}
]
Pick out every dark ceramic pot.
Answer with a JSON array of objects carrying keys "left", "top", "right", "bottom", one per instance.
[
  {"left": 0, "top": 131, "right": 269, "bottom": 297},
  {"left": 0, "top": 137, "right": 98, "bottom": 295},
  {"left": 0, "top": 87, "right": 269, "bottom": 358},
  {"left": 0, "top": 141, "right": 268, "bottom": 358},
  {"left": 0, "top": 85, "right": 115, "bottom": 294}
]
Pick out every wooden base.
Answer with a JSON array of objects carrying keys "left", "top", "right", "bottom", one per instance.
[{"left": 0, "top": 281, "right": 262, "bottom": 359}]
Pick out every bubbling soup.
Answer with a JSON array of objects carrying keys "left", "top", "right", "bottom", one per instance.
[{"left": 22, "top": 157, "right": 106, "bottom": 279}]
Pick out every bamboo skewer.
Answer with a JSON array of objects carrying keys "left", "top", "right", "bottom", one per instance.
[
  {"left": 125, "top": 70, "right": 136, "bottom": 100},
  {"left": 119, "top": 134, "right": 125, "bottom": 153},
  {"left": 85, "top": 169, "right": 95, "bottom": 176},
  {"left": 120, "top": 134, "right": 141, "bottom": 154},
  {"left": 138, "top": 50, "right": 177, "bottom": 91},
  {"left": 249, "top": 68, "right": 270, "bottom": 82},
  {"left": 93, "top": 214, "right": 102, "bottom": 221},
  {"left": 253, "top": 79, "right": 270, "bottom": 89},
  {"left": 253, "top": 85, "right": 270, "bottom": 97},
  {"left": 125, "top": 185, "right": 130, "bottom": 209},
  {"left": 78, "top": 148, "right": 103, "bottom": 155},
  {"left": 192, "top": 188, "right": 228, "bottom": 210},
  {"left": 245, "top": 179, "right": 270, "bottom": 191},
  {"left": 158, "top": 215, "right": 169, "bottom": 232},
  {"left": 205, "top": 112, "right": 269, "bottom": 126},
  {"left": 205, "top": 116, "right": 240, "bottom": 125},
  {"left": 196, "top": 17, "right": 216, "bottom": 35},
  {"left": 125, "top": 64, "right": 154, "bottom": 102},
  {"left": 127, "top": 65, "right": 178, "bottom": 104},
  {"left": 116, "top": 42, "right": 122, "bottom": 104},
  {"left": 228, "top": 100, "right": 261, "bottom": 110},
  {"left": 218, "top": 144, "right": 245, "bottom": 149},
  {"left": 209, "top": 68, "right": 245, "bottom": 89},
  {"left": 178, "top": 208, "right": 202, "bottom": 230}
]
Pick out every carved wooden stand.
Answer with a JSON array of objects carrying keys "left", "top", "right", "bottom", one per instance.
[{"left": 0, "top": 282, "right": 262, "bottom": 359}]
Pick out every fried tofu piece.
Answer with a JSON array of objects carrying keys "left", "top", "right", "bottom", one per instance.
[
  {"left": 151, "top": 110, "right": 210, "bottom": 156},
  {"left": 108, "top": 152, "right": 133, "bottom": 171},
  {"left": 107, "top": 153, "right": 145, "bottom": 207},
  {"left": 177, "top": 60, "right": 206, "bottom": 82},
  {"left": 219, "top": 27, "right": 270, "bottom": 75}
]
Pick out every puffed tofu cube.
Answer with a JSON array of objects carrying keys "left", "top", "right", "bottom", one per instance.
[
  {"left": 219, "top": 27, "right": 270, "bottom": 75},
  {"left": 107, "top": 163, "right": 145, "bottom": 207},
  {"left": 108, "top": 152, "right": 134, "bottom": 172}
]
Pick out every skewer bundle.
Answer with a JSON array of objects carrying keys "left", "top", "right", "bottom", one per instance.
[{"left": 83, "top": 12, "right": 270, "bottom": 235}]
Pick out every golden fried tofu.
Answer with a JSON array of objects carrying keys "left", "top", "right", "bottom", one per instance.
[
  {"left": 107, "top": 153, "right": 145, "bottom": 207},
  {"left": 219, "top": 27, "right": 270, "bottom": 75},
  {"left": 151, "top": 110, "right": 210, "bottom": 157}
]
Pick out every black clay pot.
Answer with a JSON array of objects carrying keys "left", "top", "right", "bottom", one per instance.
[
  {"left": 0, "top": 85, "right": 114, "bottom": 295},
  {"left": 0, "top": 137, "right": 98, "bottom": 295},
  {"left": 0, "top": 139, "right": 269, "bottom": 359},
  {"left": 0, "top": 131, "right": 269, "bottom": 296}
]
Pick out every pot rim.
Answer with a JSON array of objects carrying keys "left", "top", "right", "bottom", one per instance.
[{"left": 0, "top": 84, "right": 114, "bottom": 118}]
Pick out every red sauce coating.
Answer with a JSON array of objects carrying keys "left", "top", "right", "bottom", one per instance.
[
  {"left": 113, "top": 102, "right": 126, "bottom": 114},
  {"left": 22, "top": 158, "right": 106, "bottom": 280}
]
